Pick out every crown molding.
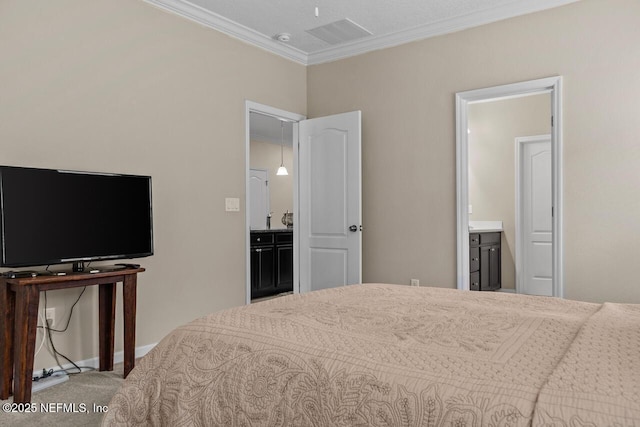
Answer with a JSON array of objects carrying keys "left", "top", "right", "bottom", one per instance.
[
  {"left": 143, "top": 0, "right": 308, "bottom": 65},
  {"left": 144, "top": 0, "right": 580, "bottom": 66},
  {"left": 307, "top": 0, "right": 580, "bottom": 64}
]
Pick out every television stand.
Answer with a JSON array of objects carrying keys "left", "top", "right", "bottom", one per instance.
[{"left": 0, "top": 267, "right": 144, "bottom": 403}]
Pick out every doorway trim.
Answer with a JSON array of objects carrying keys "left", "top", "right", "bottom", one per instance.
[
  {"left": 455, "top": 76, "right": 563, "bottom": 297},
  {"left": 245, "top": 101, "right": 306, "bottom": 305}
]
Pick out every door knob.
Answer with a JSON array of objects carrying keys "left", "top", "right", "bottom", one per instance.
[{"left": 349, "top": 225, "right": 358, "bottom": 232}]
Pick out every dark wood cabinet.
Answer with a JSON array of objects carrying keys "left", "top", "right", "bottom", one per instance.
[
  {"left": 251, "top": 245, "right": 274, "bottom": 295},
  {"left": 469, "top": 232, "right": 501, "bottom": 291},
  {"left": 251, "top": 231, "right": 293, "bottom": 299},
  {"left": 275, "top": 232, "right": 293, "bottom": 290}
]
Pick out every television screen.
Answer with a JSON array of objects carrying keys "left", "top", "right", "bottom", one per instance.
[{"left": 0, "top": 166, "right": 153, "bottom": 268}]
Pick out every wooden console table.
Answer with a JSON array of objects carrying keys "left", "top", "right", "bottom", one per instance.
[{"left": 0, "top": 267, "right": 144, "bottom": 403}]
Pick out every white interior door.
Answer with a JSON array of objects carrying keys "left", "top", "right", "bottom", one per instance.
[
  {"left": 298, "top": 111, "right": 362, "bottom": 292},
  {"left": 249, "top": 168, "right": 269, "bottom": 230},
  {"left": 518, "top": 136, "right": 552, "bottom": 296}
]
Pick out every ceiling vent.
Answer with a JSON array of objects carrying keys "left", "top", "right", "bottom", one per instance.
[{"left": 306, "top": 18, "right": 372, "bottom": 45}]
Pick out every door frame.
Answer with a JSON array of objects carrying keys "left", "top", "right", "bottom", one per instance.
[
  {"left": 515, "top": 134, "right": 552, "bottom": 295},
  {"left": 455, "top": 76, "right": 564, "bottom": 297},
  {"left": 245, "top": 101, "right": 306, "bottom": 305}
]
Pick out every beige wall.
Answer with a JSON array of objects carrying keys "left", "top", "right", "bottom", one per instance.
[
  {"left": 468, "top": 94, "right": 551, "bottom": 289},
  {"left": 307, "top": 0, "right": 640, "bottom": 304},
  {"left": 0, "top": 0, "right": 306, "bottom": 371},
  {"left": 250, "top": 140, "right": 294, "bottom": 228},
  {"left": 3, "top": 0, "right": 640, "bottom": 374}
]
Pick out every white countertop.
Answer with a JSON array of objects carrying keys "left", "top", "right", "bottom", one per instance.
[{"left": 469, "top": 220, "right": 503, "bottom": 232}]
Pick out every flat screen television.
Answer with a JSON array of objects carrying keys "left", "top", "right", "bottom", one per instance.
[{"left": 0, "top": 165, "right": 153, "bottom": 271}]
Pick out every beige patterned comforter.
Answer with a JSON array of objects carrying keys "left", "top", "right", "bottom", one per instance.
[
  {"left": 533, "top": 303, "right": 640, "bottom": 426},
  {"left": 102, "top": 284, "right": 639, "bottom": 426}
]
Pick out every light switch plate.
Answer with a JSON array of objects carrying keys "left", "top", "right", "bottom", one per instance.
[{"left": 225, "top": 198, "right": 240, "bottom": 212}]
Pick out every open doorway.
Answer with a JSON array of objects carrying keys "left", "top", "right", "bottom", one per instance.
[
  {"left": 245, "top": 102, "right": 363, "bottom": 304},
  {"left": 467, "top": 94, "right": 551, "bottom": 295},
  {"left": 245, "top": 102, "right": 305, "bottom": 304},
  {"left": 455, "top": 77, "right": 564, "bottom": 297}
]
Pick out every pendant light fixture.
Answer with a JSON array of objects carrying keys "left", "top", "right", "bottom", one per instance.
[{"left": 276, "top": 121, "right": 288, "bottom": 176}]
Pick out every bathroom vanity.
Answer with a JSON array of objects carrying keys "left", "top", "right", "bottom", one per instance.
[
  {"left": 469, "top": 222, "right": 502, "bottom": 291},
  {"left": 250, "top": 229, "right": 293, "bottom": 299}
]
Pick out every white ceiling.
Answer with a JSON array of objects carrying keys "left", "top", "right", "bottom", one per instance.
[{"left": 144, "top": 0, "right": 579, "bottom": 65}]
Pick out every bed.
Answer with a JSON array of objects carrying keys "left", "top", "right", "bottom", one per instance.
[{"left": 102, "top": 284, "right": 640, "bottom": 426}]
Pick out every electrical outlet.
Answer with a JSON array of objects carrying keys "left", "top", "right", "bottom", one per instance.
[
  {"left": 45, "top": 308, "right": 56, "bottom": 326},
  {"left": 410, "top": 279, "right": 419, "bottom": 287}
]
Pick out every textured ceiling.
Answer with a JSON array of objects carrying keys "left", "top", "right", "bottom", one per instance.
[{"left": 147, "top": 0, "right": 580, "bottom": 64}]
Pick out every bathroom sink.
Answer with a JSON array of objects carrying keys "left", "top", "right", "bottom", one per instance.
[{"left": 468, "top": 221, "right": 504, "bottom": 232}]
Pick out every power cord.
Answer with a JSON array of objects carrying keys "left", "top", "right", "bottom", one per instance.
[
  {"left": 40, "top": 288, "right": 87, "bottom": 375},
  {"left": 35, "top": 266, "right": 99, "bottom": 376},
  {"left": 32, "top": 368, "right": 54, "bottom": 382},
  {"left": 42, "top": 286, "right": 86, "bottom": 333},
  {"left": 34, "top": 310, "right": 48, "bottom": 358}
]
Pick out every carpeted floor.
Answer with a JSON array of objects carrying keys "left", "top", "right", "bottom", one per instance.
[{"left": 0, "top": 364, "right": 124, "bottom": 427}]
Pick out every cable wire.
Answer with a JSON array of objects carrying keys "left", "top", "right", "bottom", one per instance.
[{"left": 43, "top": 288, "right": 86, "bottom": 374}]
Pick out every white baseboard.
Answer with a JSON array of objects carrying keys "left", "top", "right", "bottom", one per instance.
[{"left": 40, "top": 343, "right": 157, "bottom": 375}]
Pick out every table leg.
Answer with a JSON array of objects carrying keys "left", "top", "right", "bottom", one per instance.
[
  {"left": 13, "top": 286, "right": 39, "bottom": 404},
  {"left": 122, "top": 274, "right": 137, "bottom": 378},
  {"left": 98, "top": 283, "right": 116, "bottom": 371},
  {"left": 0, "top": 281, "right": 15, "bottom": 399}
]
